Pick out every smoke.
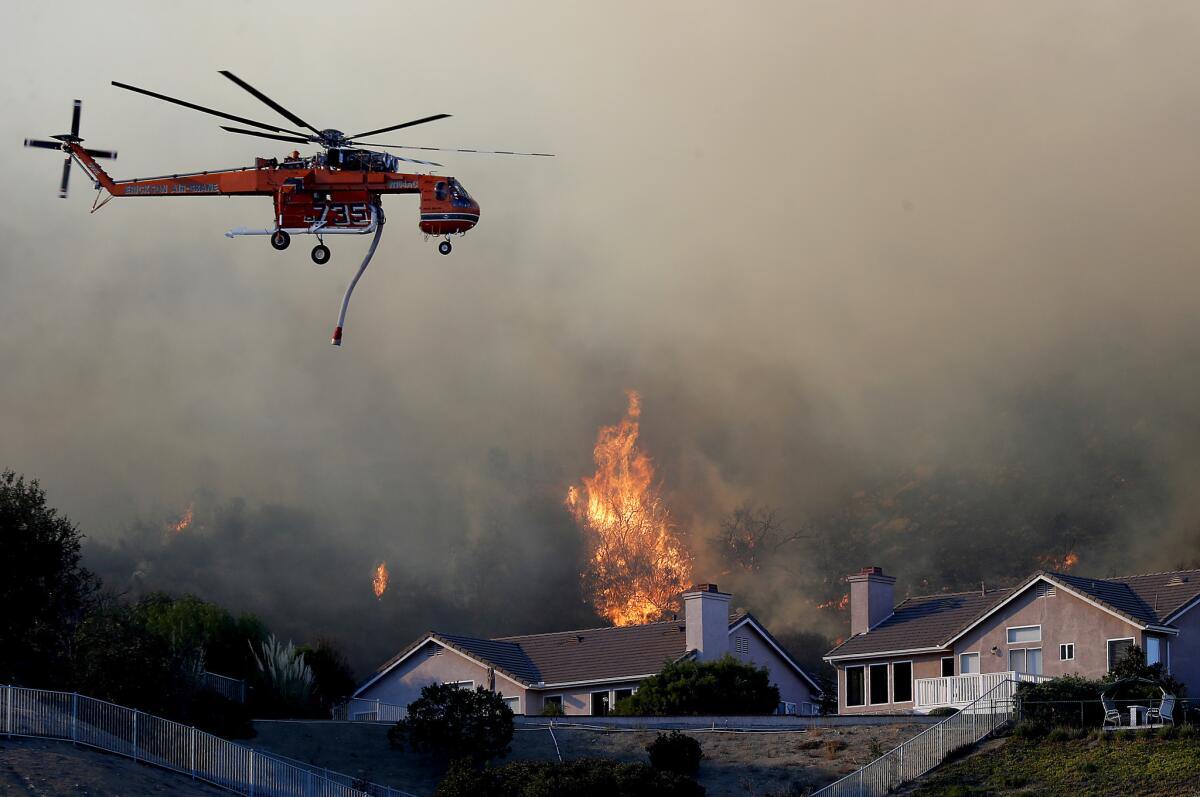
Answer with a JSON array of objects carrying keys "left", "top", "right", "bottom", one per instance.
[{"left": 6, "top": 2, "right": 1200, "bottom": 672}]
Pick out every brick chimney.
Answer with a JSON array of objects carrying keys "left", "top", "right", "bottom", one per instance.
[
  {"left": 848, "top": 566, "right": 896, "bottom": 636},
  {"left": 683, "top": 583, "right": 731, "bottom": 661}
]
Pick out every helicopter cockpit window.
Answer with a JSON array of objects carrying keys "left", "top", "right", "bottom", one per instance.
[
  {"left": 448, "top": 179, "right": 474, "bottom": 208},
  {"left": 435, "top": 181, "right": 447, "bottom": 201}
]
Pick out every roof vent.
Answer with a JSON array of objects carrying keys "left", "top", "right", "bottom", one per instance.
[{"left": 1168, "top": 575, "right": 1188, "bottom": 586}]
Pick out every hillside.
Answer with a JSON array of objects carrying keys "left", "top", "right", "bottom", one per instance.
[
  {"left": 0, "top": 738, "right": 228, "bottom": 797},
  {"left": 906, "top": 730, "right": 1200, "bottom": 797},
  {"left": 251, "top": 719, "right": 928, "bottom": 797}
]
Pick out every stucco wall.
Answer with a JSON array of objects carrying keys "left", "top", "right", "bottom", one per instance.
[
  {"left": 1168, "top": 605, "right": 1200, "bottom": 694},
  {"left": 729, "top": 625, "right": 816, "bottom": 708},
  {"left": 356, "top": 640, "right": 528, "bottom": 713},
  {"left": 952, "top": 585, "right": 1142, "bottom": 679}
]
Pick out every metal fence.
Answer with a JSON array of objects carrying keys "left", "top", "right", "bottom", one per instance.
[
  {"left": 1, "top": 685, "right": 418, "bottom": 797},
  {"left": 811, "top": 678, "right": 1019, "bottom": 797},
  {"left": 201, "top": 671, "right": 248, "bottom": 704},
  {"left": 330, "top": 698, "right": 407, "bottom": 722}
]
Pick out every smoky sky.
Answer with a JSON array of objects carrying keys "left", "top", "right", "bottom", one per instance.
[{"left": 6, "top": 2, "right": 1200, "bottom": 674}]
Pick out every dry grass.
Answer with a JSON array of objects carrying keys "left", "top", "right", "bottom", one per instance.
[{"left": 251, "top": 719, "right": 927, "bottom": 797}]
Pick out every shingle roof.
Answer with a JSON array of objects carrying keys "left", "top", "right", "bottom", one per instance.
[{"left": 825, "top": 567, "right": 1200, "bottom": 661}]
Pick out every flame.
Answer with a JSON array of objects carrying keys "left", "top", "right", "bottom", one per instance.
[
  {"left": 167, "top": 504, "right": 194, "bottom": 535},
  {"left": 817, "top": 593, "right": 850, "bottom": 611},
  {"left": 566, "top": 391, "right": 692, "bottom": 626},
  {"left": 1041, "top": 551, "right": 1080, "bottom": 572},
  {"left": 373, "top": 561, "right": 389, "bottom": 599}
]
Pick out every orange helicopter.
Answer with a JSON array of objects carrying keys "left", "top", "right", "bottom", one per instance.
[{"left": 23, "top": 71, "right": 552, "bottom": 345}]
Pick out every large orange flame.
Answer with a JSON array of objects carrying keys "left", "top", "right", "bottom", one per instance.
[
  {"left": 373, "top": 561, "right": 389, "bottom": 599},
  {"left": 167, "top": 504, "right": 194, "bottom": 535},
  {"left": 1041, "top": 551, "right": 1080, "bottom": 572},
  {"left": 566, "top": 391, "right": 692, "bottom": 626}
]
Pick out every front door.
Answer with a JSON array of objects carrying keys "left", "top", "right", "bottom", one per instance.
[{"left": 591, "top": 691, "right": 610, "bottom": 716}]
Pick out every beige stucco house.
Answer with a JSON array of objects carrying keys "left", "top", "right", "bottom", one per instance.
[
  {"left": 354, "top": 584, "right": 823, "bottom": 717},
  {"left": 825, "top": 566, "right": 1200, "bottom": 715}
]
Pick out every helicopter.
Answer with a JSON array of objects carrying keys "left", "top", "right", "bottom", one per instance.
[{"left": 23, "top": 71, "right": 552, "bottom": 345}]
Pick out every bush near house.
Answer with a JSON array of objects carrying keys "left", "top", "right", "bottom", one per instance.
[
  {"left": 434, "top": 758, "right": 706, "bottom": 797},
  {"left": 646, "top": 731, "right": 703, "bottom": 775},
  {"left": 613, "top": 656, "right": 780, "bottom": 716},
  {"left": 389, "top": 682, "right": 514, "bottom": 763}
]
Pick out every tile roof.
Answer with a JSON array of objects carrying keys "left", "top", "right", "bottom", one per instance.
[
  {"left": 359, "top": 611, "right": 822, "bottom": 694},
  {"left": 825, "top": 567, "right": 1200, "bottom": 661}
]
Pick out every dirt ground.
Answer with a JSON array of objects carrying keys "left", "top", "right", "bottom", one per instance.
[
  {"left": 0, "top": 738, "right": 228, "bottom": 797},
  {"left": 251, "top": 719, "right": 928, "bottom": 797}
]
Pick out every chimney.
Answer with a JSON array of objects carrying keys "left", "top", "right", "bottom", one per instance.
[
  {"left": 683, "top": 583, "right": 732, "bottom": 661},
  {"left": 848, "top": 566, "right": 896, "bottom": 636}
]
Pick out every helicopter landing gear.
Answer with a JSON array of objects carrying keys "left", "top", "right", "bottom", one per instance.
[
  {"left": 311, "top": 243, "right": 331, "bottom": 266},
  {"left": 270, "top": 230, "right": 290, "bottom": 250},
  {"left": 438, "top": 239, "right": 453, "bottom": 256}
]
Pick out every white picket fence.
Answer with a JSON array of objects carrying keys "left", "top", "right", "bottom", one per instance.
[
  {"left": 811, "top": 678, "right": 1019, "bottom": 797},
  {"left": 1, "top": 685, "right": 419, "bottom": 797}
]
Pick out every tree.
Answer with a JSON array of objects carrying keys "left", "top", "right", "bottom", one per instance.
[
  {"left": 614, "top": 656, "right": 780, "bottom": 716},
  {"left": 301, "top": 638, "right": 357, "bottom": 715},
  {"left": 0, "top": 470, "right": 97, "bottom": 684},
  {"left": 1106, "top": 644, "right": 1185, "bottom": 697},
  {"left": 389, "top": 683, "right": 513, "bottom": 763}
]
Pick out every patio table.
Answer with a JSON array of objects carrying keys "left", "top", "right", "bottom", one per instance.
[{"left": 1129, "top": 705, "right": 1148, "bottom": 727}]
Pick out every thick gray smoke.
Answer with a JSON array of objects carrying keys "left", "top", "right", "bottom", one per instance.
[{"left": 6, "top": 3, "right": 1200, "bottom": 674}]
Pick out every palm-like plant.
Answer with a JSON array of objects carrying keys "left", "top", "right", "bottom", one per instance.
[{"left": 250, "top": 634, "right": 314, "bottom": 712}]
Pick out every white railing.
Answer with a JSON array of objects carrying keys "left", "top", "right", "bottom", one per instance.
[
  {"left": 915, "top": 671, "right": 1051, "bottom": 711},
  {"left": 330, "top": 698, "right": 407, "bottom": 722},
  {"left": 1, "top": 685, "right": 418, "bottom": 797},
  {"left": 813, "top": 677, "right": 1020, "bottom": 797},
  {"left": 201, "top": 671, "right": 247, "bottom": 704}
]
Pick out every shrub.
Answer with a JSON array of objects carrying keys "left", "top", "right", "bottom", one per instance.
[
  {"left": 433, "top": 758, "right": 705, "bottom": 797},
  {"left": 186, "top": 690, "right": 255, "bottom": 739},
  {"left": 646, "top": 731, "right": 703, "bottom": 776},
  {"left": 541, "top": 700, "right": 565, "bottom": 717},
  {"left": 927, "top": 707, "right": 959, "bottom": 717},
  {"left": 1016, "top": 676, "right": 1107, "bottom": 728},
  {"left": 389, "top": 682, "right": 514, "bottom": 763},
  {"left": 613, "top": 656, "right": 780, "bottom": 716}
]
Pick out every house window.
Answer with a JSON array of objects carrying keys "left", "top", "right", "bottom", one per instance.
[
  {"left": 846, "top": 666, "right": 865, "bottom": 707},
  {"left": 503, "top": 696, "right": 520, "bottom": 714},
  {"left": 892, "top": 662, "right": 913, "bottom": 703},
  {"left": 1146, "top": 637, "right": 1164, "bottom": 666},
  {"left": 543, "top": 695, "right": 563, "bottom": 713},
  {"left": 736, "top": 635, "right": 750, "bottom": 655},
  {"left": 1108, "top": 638, "right": 1134, "bottom": 671},
  {"left": 869, "top": 664, "right": 889, "bottom": 705},
  {"left": 1006, "top": 626, "right": 1041, "bottom": 644},
  {"left": 1009, "top": 648, "right": 1042, "bottom": 675},
  {"left": 591, "top": 691, "right": 611, "bottom": 716},
  {"left": 1060, "top": 643, "right": 1074, "bottom": 661},
  {"left": 941, "top": 657, "right": 955, "bottom": 677},
  {"left": 960, "top": 652, "right": 980, "bottom": 674},
  {"left": 448, "top": 680, "right": 474, "bottom": 690},
  {"left": 613, "top": 688, "right": 634, "bottom": 708}
]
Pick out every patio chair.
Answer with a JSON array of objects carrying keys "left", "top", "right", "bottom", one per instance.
[
  {"left": 1147, "top": 693, "right": 1176, "bottom": 726},
  {"left": 1102, "top": 694, "right": 1122, "bottom": 729}
]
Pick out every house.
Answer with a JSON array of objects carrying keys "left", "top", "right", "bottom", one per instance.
[
  {"left": 354, "top": 584, "right": 823, "bottom": 716},
  {"left": 824, "top": 566, "right": 1200, "bottom": 714}
]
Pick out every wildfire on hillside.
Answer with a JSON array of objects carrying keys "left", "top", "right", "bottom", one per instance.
[
  {"left": 817, "top": 593, "right": 849, "bottom": 611},
  {"left": 373, "top": 561, "right": 389, "bottom": 599},
  {"left": 167, "top": 504, "right": 194, "bottom": 535},
  {"left": 566, "top": 391, "right": 692, "bottom": 626},
  {"left": 1041, "top": 551, "right": 1080, "bottom": 572}
]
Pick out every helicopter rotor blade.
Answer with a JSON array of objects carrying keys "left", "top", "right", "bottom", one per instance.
[
  {"left": 70, "top": 100, "right": 82, "bottom": 138},
  {"left": 220, "top": 125, "right": 314, "bottom": 145},
  {"left": 218, "top": 71, "right": 322, "bottom": 136},
  {"left": 112, "top": 80, "right": 307, "bottom": 136},
  {"left": 353, "top": 140, "right": 554, "bottom": 157},
  {"left": 348, "top": 114, "right": 451, "bottom": 140},
  {"left": 84, "top": 148, "right": 118, "bottom": 160},
  {"left": 59, "top": 156, "right": 71, "bottom": 198},
  {"left": 389, "top": 154, "right": 444, "bottom": 167},
  {"left": 24, "top": 139, "right": 62, "bottom": 150}
]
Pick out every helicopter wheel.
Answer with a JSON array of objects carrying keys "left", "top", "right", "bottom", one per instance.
[
  {"left": 311, "top": 244, "right": 331, "bottom": 266},
  {"left": 438, "top": 240, "right": 453, "bottom": 256},
  {"left": 270, "top": 230, "right": 291, "bottom": 251}
]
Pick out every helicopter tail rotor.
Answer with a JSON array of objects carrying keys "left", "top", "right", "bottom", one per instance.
[{"left": 23, "top": 100, "right": 118, "bottom": 198}]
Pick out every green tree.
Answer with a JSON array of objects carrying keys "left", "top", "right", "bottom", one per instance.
[
  {"left": 0, "top": 470, "right": 97, "bottom": 684},
  {"left": 71, "top": 598, "right": 182, "bottom": 714},
  {"left": 389, "top": 683, "right": 514, "bottom": 763},
  {"left": 614, "top": 656, "right": 780, "bottom": 716},
  {"left": 300, "top": 638, "right": 357, "bottom": 715}
]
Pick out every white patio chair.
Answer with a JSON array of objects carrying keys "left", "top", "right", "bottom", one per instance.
[
  {"left": 1147, "top": 693, "right": 1176, "bottom": 726},
  {"left": 1102, "top": 694, "right": 1122, "bottom": 729}
]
